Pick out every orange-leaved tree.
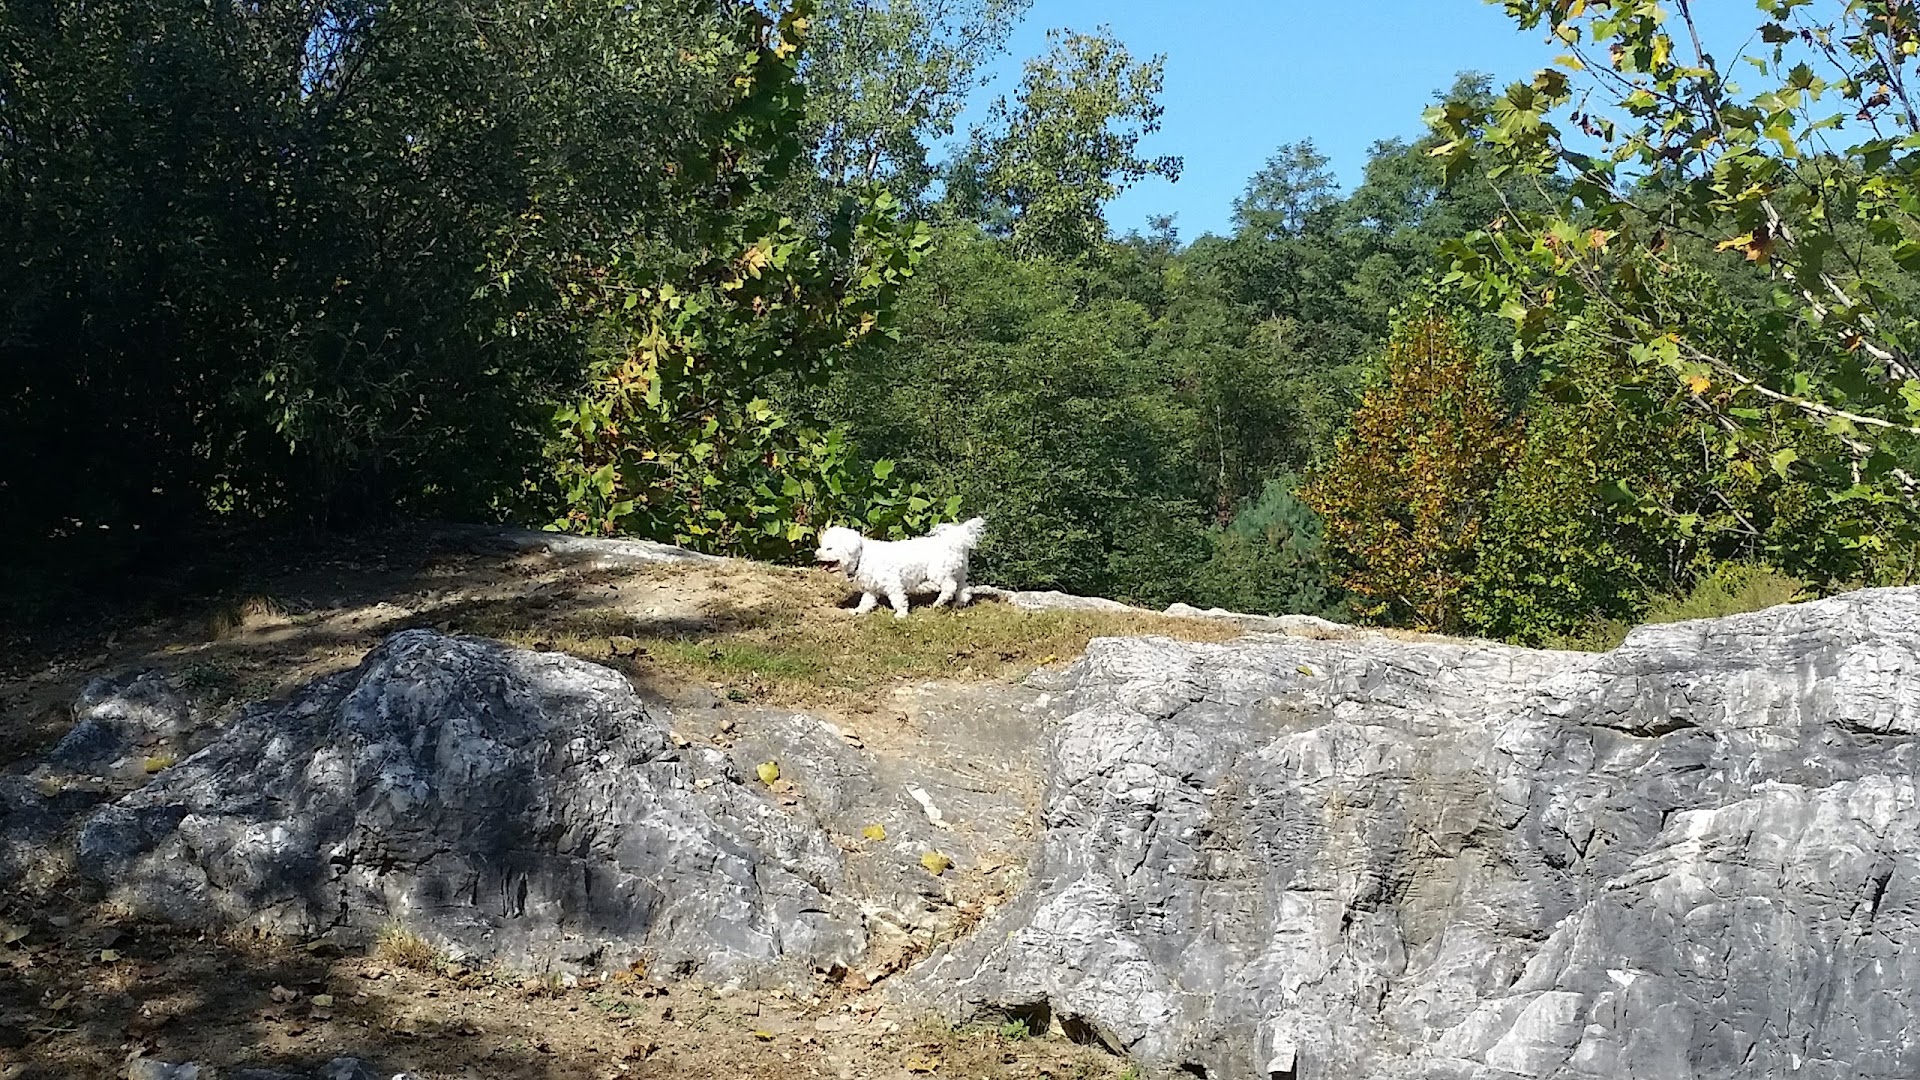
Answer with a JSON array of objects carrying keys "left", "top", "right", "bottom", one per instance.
[{"left": 1303, "top": 309, "right": 1521, "bottom": 632}]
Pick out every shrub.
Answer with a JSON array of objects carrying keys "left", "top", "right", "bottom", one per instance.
[{"left": 1190, "top": 476, "right": 1346, "bottom": 618}]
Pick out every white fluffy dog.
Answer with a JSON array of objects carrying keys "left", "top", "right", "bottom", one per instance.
[{"left": 814, "top": 517, "right": 987, "bottom": 618}]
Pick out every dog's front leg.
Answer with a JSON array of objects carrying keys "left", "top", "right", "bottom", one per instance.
[
  {"left": 887, "top": 587, "right": 911, "bottom": 619},
  {"left": 853, "top": 592, "right": 878, "bottom": 615}
]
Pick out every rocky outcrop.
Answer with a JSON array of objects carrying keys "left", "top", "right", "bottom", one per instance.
[
  {"left": 75, "top": 629, "right": 868, "bottom": 980},
  {"left": 907, "top": 587, "right": 1920, "bottom": 1080},
  {"left": 40, "top": 550, "right": 1920, "bottom": 1080}
]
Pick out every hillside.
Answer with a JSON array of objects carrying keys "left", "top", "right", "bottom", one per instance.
[{"left": 6, "top": 527, "right": 1919, "bottom": 1079}]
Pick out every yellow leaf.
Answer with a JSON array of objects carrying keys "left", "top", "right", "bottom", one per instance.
[
  {"left": 920, "top": 852, "right": 953, "bottom": 876},
  {"left": 862, "top": 824, "right": 887, "bottom": 842},
  {"left": 906, "top": 1052, "right": 942, "bottom": 1073},
  {"left": 753, "top": 1030, "right": 775, "bottom": 1041},
  {"left": 756, "top": 761, "right": 781, "bottom": 786},
  {"left": 144, "top": 754, "right": 177, "bottom": 774},
  {"left": 1685, "top": 374, "right": 1712, "bottom": 395},
  {"left": 312, "top": 994, "right": 335, "bottom": 1008},
  {"left": 99, "top": 949, "right": 121, "bottom": 963}
]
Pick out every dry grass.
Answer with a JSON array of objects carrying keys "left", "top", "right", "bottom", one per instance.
[
  {"left": 458, "top": 564, "right": 1241, "bottom": 710},
  {"left": 374, "top": 921, "right": 442, "bottom": 972},
  {"left": 206, "top": 594, "right": 289, "bottom": 640}
]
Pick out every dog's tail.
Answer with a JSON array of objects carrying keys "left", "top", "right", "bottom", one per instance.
[{"left": 942, "top": 515, "right": 987, "bottom": 546}]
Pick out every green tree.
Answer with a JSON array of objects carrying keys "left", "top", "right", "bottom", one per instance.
[
  {"left": 823, "top": 226, "right": 1209, "bottom": 603},
  {"left": 1234, "top": 140, "right": 1340, "bottom": 239},
  {"left": 547, "top": 6, "right": 934, "bottom": 557},
  {"left": 802, "top": 0, "right": 1032, "bottom": 204},
  {"left": 1191, "top": 477, "right": 1348, "bottom": 618},
  {"left": 959, "top": 27, "right": 1182, "bottom": 259},
  {"left": 1431, "top": 0, "right": 1920, "bottom": 563},
  {"left": 0, "top": 0, "right": 731, "bottom": 556}
]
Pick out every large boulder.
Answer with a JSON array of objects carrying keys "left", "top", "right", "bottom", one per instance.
[
  {"left": 907, "top": 587, "right": 1920, "bottom": 1080},
  {"left": 76, "top": 629, "right": 866, "bottom": 980}
]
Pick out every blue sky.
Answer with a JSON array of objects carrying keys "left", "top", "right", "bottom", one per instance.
[{"left": 949, "top": 1, "right": 1571, "bottom": 240}]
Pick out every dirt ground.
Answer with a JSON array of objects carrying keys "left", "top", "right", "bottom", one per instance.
[{"left": 0, "top": 525, "right": 1205, "bottom": 1080}]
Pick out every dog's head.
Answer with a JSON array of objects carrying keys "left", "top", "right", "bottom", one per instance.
[{"left": 813, "top": 525, "right": 864, "bottom": 577}]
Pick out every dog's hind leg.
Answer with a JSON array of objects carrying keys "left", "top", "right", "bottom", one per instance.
[
  {"left": 886, "top": 587, "right": 911, "bottom": 619},
  {"left": 853, "top": 592, "right": 878, "bottom": 615}
]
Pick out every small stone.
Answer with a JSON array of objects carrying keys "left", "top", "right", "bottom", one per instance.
[
  {"left": 126, "top": 1062, "right": 200, "bottom": 1080},
  {"left": 317, "top": 1060, "right": 379, "bottom": 1080}
]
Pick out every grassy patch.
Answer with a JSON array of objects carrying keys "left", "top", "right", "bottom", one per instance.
[{"left": 459, "top": 564, "right": 1239, "bottom": 709}]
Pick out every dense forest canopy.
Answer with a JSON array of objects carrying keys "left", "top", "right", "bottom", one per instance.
[{"left": 3, "top": 0, "right": 1915, "bottom": 643}]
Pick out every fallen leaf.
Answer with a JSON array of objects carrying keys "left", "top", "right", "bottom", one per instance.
[
  {"left": 270, "top": 984, "right": 300, "bottom": 1004},
  {"left": 311, "top": 994, "right": 335, "bottom": 1008},
  {"left": 44, "top": 991, "right": 73, "bottom": 1012},
  {"left": 143, "top": 754, "right": 177, "bottom": 774},
  {"left": 862, "top": 824, "right": 887, "bottom": 842},
  {"left": 98, "top": 949, "right": 121, "bottom": 963},
  {"left": 1, "top": 923, "right": 26, "bottom": 945},
  {"left": 1295, "top": 665, "right": 1315, "bottom": 676},
  {"left": 905, "top": 1052, "right": 942, "bottom": 1073},
  {"left": 920, "top": 851, "right": 953, "bottom": 876},
  {"left": 756, "top": 761, "right": 780, "bottom": 786},
  {"left": 752, "top": 1030, "right": 775, "bottom": 1041}
]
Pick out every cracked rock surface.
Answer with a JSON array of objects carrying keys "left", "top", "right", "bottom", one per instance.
[
  {"left": 907, "top": 587, "right": 1920, "bottom": 1080},
  {"left": 51, "top": 576, "right": 1920, "bottom": 1080},
  {"left": 75, "top": 629, "right": 869, "bottom": 980}
]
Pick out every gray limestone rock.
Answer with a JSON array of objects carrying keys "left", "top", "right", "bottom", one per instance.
[
  {"left": 482, "top": 526, "right": 723, "bottom": 570},
  {"left": 50, "top": 669, "right": 195, "bottom": 774},
  {"left": 1162, "top": 602, "right": 1355, "bottom": 637},
  {"left": 74, "top": 629, "right": 864, "bottom": 980},
  {"left": 906, "top": 587, "right": 1920, "bottom": 1080},
  {"left": 62, "top": 567, "right": 1920, "bottom": 1080}
]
